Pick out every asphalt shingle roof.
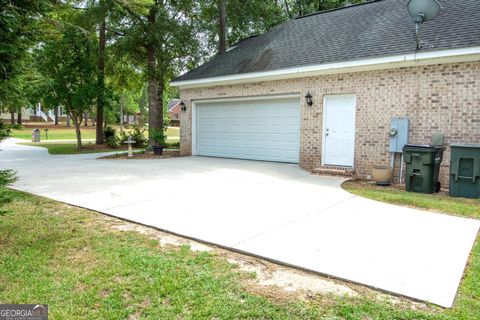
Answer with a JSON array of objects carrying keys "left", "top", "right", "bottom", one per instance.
[{"left": 175, "top": 0, "right": 480, "bottom": 82}]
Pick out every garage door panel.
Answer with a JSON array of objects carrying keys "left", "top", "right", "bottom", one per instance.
[{"left": 196, "top": 98, "right": 300, "bottom": 163}]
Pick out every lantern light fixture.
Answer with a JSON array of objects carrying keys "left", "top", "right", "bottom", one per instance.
[
  {"left": 180, "top": 101, "right": 187, "bottom": 112},
  {"left": 305, "top": 92, "right": 313, "bottom": 106}
]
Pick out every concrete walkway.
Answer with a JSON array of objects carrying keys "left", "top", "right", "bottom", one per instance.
[{"left": 1, "top": 138, "right": 479, "bottom": 308}]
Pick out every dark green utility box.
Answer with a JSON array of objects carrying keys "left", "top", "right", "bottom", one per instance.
[
  {"left": 403, "top": 144, "right": 445, "bottom": 194},
  {"left": 449, "top": 144, "right": 480, "bottom": 199}
]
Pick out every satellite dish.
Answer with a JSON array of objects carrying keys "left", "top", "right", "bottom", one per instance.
[
  {"left": 408, "top": 0, "right": 442, "bottom": 22},
  {"left": 407, "top": 0, "right": 442, "bottom": 50}
]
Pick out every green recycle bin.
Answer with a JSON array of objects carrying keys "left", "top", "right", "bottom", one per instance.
[
  {"left": 449, "top": 144, "right": 480, "bottom": 199},
  {"left": 403, "top": 144, "right": 445, "bottom": 194}
]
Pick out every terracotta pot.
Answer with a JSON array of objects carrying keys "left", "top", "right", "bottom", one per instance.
[{"left": 372, "top": 166, "right": 393, "bottom": 186}]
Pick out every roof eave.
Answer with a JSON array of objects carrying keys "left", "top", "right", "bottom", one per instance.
[{"left": 171, "top": 46, "right": 480, "bottom": 89}]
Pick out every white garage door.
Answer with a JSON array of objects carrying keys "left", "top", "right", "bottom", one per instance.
[{"left": 195, "top": 97, "right": 300, "bottom": 163}]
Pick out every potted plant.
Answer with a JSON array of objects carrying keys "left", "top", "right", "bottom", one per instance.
[
  {"left": 372, "top": 165, "right": 393, "bottom": 186},
  {"left": 150, "top": 127, "right": 167, "bottom": 155}
]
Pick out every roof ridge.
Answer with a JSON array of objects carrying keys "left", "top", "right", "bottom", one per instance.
[{"left": 294, "top": 0, "right": 387, "bottom": 20}]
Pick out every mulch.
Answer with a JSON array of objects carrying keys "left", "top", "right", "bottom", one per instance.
[{"left": 98, "top": 150, "right": 181, "bottom": 160}]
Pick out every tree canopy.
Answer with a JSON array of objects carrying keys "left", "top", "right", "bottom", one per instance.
[{"left": 1, "top": 0, "right": 366, "bottom": 145}]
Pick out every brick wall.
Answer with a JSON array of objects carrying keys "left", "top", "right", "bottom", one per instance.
[{"left": 179, "top": 61, "right": 480, "bottom": 186}]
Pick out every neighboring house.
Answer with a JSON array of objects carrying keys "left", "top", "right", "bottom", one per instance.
[
  {"left": 168, "top": 99, "right": 182, "bottom": 127},
  {"left": 0, "top": 108, "right": 31, "bottom": 122},
  {"left": 171, "top": 0, "right": 480, "bottom": 186},
  {"left": 1, "top": 104, "right": 68, "bottom": 123}
]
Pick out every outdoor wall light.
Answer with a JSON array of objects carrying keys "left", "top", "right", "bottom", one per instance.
[
  {"left": 180, "top": 101, "right": 187, "bottom": 112},
  {"left": 305, "top": 92, "right": 313, "bottom": 106}
]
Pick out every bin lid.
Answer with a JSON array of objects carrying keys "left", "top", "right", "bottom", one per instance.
[
  {"left": 402, "top": 144, "right": 444, "bottom": 151},
  {"left": 450, "top": 143, "right": 480, "bottom": 148}
]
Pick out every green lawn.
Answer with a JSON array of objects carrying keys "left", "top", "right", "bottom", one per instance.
[
  {"left": 13, "top": 125, "right": 180, "bottom": 155},
  {"left": 20, "top": 141, "right": 178, "bottom": 155},
  {"left": 343, "top": 181, "right": 480, "bottom": 219},
  {"left": 18, "top": 142, "right": 127, "bottom": 155},
  {"left": 0, "top": 186, "right": 479, "bottom": 319},
  {"left": 10, "top": 126, "right": 180, "bottom": 142},
  {"left": 11, "top": 127, "right": 97, "bottom": 140}
]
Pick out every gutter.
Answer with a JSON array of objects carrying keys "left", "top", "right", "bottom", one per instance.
[{"left": 171, "top": 46, "right": 480, "bottom": 89}]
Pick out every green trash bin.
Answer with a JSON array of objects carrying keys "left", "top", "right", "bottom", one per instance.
[
  {"left": 403, "top": 144, "right": 445, "bottom": 194},
  {"left": 449, "top": 144, "right": 480, "bottom": 199}
]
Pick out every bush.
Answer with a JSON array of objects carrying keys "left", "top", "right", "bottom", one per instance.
[
  {"left": 0, "top": 121, "right": 11, "bottom": 142},
  {"left": 105, "top": 135, "right": 119, "bottom": 148},
  {"left": 104, "top": 126, "right": 117, "bottom": 140},
  {"left": 119, "top": 125, "right": 148, "bottom": 148},
  {"left": 0, "top": 170, "right": 17, "bottom": 188},
  {"left": 104, "top": 126, "right": 118, "bottom": 148},
  {"left": 0, "top": 170, "right": 17, "bottom": 214},
  {"left": 150, "top": 127, "right": 167, "bottom": 146},
  {"left": 9, "top": 123, "right": 23, "bottom": 130},
  {"left": 167, "top": 141, "right": 180, "bottom": 148}
]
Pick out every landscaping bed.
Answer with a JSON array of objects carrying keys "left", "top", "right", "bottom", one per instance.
[{"left": 99, "top": 149, "right": 181, "bottom": 160}]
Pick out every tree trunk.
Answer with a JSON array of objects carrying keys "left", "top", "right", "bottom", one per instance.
[
  {"left": 283, "top": 0, "right": 291, "bottom": 18},
  {"left": 54, "top": 106, "right": 59, "bottom": 125},
  {"left": 72, "top": 115, "right": 83, "bottom": 149},
  {"left": 147, "top": 45, "right": 158, "bottom": 147},
  {"left": 10, "top": 112, "right": 14, "bottom": 125},
  {"left": 218, "top": 0, "right": 227, "bottom": 54},
  {"left": 139, "top": 86, "right": 147, "bottom": 126},
  {"left": 119, "top": 92, "right": 124, "bottom": 130},
  {"left": 96, "top": 4, "right": 106, "bottom": 144},
  {"left": 17, "top": 112, "right": 22, "bottom": 125},
  {"left": 66, "top": 114, "right": 71, "bottom": 127},
  {"left": 84, "top": 112, "right": 88, "bottom": 126},
  {"left": 157, "top": 74, "right": 164, "bottom": 129}
]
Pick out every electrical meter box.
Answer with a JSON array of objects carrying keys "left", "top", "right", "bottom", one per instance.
[{"left": 389, "top": 117, "right": 409, "bottom": 153}]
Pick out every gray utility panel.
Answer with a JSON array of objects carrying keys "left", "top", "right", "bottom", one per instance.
[{"left": 389, "top": 117, "right": 410, "bottom": 153}]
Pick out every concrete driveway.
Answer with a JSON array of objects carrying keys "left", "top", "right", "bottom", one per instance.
[{"left": 1, "top": 139, "right": 479, "bottom": 308}]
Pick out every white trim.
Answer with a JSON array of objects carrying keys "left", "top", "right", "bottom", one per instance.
[
  {"left": 191, "top": 102, "right": 197, "bottom": 155},
  {"left": 193, "top": 93, "right": 301, "bottom": 104},
  {"left": 172, "top": 46, "right": 480, "bottom": 89},
  {"left": 322, "top": 94, "right": 356, "bottom": 167}
]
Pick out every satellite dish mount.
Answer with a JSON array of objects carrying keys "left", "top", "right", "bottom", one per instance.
[{"left": 407, "top": 0, "right": 442, "bottom": 50}]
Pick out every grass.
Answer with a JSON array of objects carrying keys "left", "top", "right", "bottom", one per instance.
[
  {"left": 19, "top": 142, "right": 121, "bottom": 155},
  {"left": 343, "top": 181, "right": 480, "bottom": 219},
  {"left": 11, "top": 127, "right": 97, "bottom": 141},
  {"left": 20, "top": 141, "right": 179, "bottom": 155},
  {"left": 0, "top": 186, "right": 479, "bottom": 319},
  {"left": 12, "top": 125, "right": 180, "bottom": 155},
  {"left": 10, "top": 125, "right": 180, "bottom": 142}
]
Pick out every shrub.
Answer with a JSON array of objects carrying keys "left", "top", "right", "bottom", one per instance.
[
  {"left": 167, "top": 141, "right": 180, "bottom": 148},
  {"left": 150, "top": 127, "right": 167, "bottom": 146},
  {"left": 103, "top": 126, "right": 119, "bottom": 148},
  {"left": 104, "top": 126, "right": 117, "bottom": 140},
  {"left": 0, "top": 121, "right": 11, "bottom": 142},
  {"left": 0, "top": 170, "right": 17, "bottom": 214},
  {"left": 119, "top": 125, "right": 148, "bottom": 148},
  {"left": 9, "top": 123, "right": 23, "bottom": 130},
  {"left": 105, "top": 135, "right": 119, "bottom": 148},
  {"left": 0, "top": 170, "right": 17, "bottom": 188}
]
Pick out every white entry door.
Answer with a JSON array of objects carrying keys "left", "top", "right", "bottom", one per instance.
[
  {"left": 323, "top": 95, "right": 356, "bottom": 167},
  {"left": 195, "top": 97, "right": 300, "bottom": 163}
]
